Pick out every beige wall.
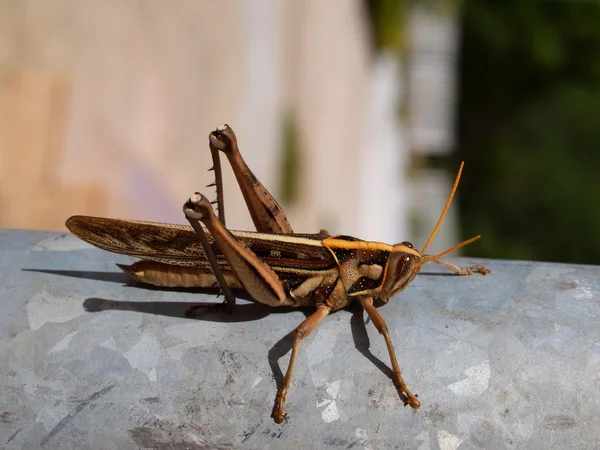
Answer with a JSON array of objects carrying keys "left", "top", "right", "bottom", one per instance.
[
  {"left": 0, "top": 0, "right": 371, "bottom": 236},
  {"left": 0, "top": 0, "right": 464, "bottom": 254}
]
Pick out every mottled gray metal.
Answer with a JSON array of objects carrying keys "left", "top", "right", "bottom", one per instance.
[{"left": 1, "top": 228, "right": 599, "bottom": 449}]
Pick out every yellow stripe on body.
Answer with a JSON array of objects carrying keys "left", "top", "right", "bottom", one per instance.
[
  {"left": 232, "top": 230, "right": 326, "bottom": 247},
  {"left": 322, "top": 237, "right": 421, "bottom": 257}
]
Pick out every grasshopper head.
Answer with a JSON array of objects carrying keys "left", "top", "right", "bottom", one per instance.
[
  {"left": 380, "top": 236, "right": 480, "bottom": 300},
  {"left": 380, "top": 162, "right": 481, "bottom": 301},
  {"left": 380, "top": 241, "right": 423, "bottom": 299}
]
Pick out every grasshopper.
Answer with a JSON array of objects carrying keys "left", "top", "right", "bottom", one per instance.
[{"left": 66, "top": 124, "right": 490, "bottom": 423}]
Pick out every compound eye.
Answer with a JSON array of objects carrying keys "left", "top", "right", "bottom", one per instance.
[{"left": 400, "top": 241, "right": 413, "bottom": 249}]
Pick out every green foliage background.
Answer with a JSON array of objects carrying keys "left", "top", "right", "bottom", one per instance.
[
  {"left": 457, "top": 1, "right": 600, "bottom": 265},
  {"left": 366, "top": 0, "right": 600, "bottom": 265}
]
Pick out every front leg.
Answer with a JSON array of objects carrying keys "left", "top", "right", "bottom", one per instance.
[
  {"left": 272, "top": 304, "right": 331, "bottom": 423},
  {"left": 183, "top": 193, "right": 288, "bottom": 307},
  {"left": 431, "top": 258, "right": 490, "bottom": 275},
  {"left": 208, "top": 125, "right": 293, "bottom": 234},
  {"left": 183, "top": 201, "right": 237, "bottom": 313},
  {"left": 360, "top": 296, "right": 420, "bottom": 409}
]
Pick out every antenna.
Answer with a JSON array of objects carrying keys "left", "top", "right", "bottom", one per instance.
[
  {"left": 421, "top": 235, "right": 480, "bottom": 265},
  {"left": 420, "top": 162, "right": 464, "bottom": 254}
]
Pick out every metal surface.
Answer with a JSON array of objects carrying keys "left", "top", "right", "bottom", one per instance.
[{"left": 1, "top": 228, "right": 599, "bottom": 449}]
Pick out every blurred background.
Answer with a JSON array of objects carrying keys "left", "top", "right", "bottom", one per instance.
[{"left": 1, "top": 0, "right": 599, "bottom": 265}]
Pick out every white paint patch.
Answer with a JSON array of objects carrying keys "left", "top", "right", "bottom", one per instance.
[
  {"left": 123, "top": 332, "right": 162, "bottom": 380},
  {"left": 574, "top": 284, "right": 595, "bottom": 300},
  {"left": 355, "top": 428, "right": 369, "bottom": 440},
  {"left": 252, "top": 377, "right": 262, "bottom": 388},
  {"left": 437, "top": 430, "right": 463, "bottom": 450},
  {"left": 100, "top": 336, "right": 118, "bottom": 351},
  {"left": 448, "top": 360, "right": 491, "bottom": 398},
  {"left": 32, "top": 234, "right": 93, "bottom": 251},
  {"left": 326, "top": 379, "right": 342, "bottom": 399},
  {"left": 316, "top": 399, "right": 330, "bottom": 408},
  {"left": 321, "top": 401, "right": 340, "bottom": 423},
  {"left": 316, "top": 379, "right": 342, "bottom": 423},
  {"left": 27, "top": 291, "right": 85, "bottom": 330},
  {"left": 186, "top": 433, "right": 206, "bottom": 445},
  {"left": 49, "top": 331, "right": 78, "bottom": 353}
]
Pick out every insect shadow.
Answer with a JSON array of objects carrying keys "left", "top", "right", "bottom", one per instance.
[
  {"left": 82, "top": 294, "right": 313, "bottom": 396},
  {"left": 83, "top": 294, "right": 408, "bottom": 403},
  {"left": 28, "top": 266, "right": 420, "bottom": 404},
  {"left": 22, "top": 268, "right": 130, "bottom": 284},
  {"left": 81, "top": 296, "right": 302, "bottom": 324}
]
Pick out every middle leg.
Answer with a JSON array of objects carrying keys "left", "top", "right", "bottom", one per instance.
[
  {"left": 183, "top": 192, "right": 287, "bottom": 307},
  {"left": 271, "top": 304, "right": 331, "bottom": 423}
]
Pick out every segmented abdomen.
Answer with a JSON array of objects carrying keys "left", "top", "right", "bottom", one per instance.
[{"left": 118, "top": 260, "right": 242, "bottom": 288}]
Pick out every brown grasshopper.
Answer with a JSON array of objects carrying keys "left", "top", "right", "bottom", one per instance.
[{"left": 66, "top": 124, "right": 490, "bottom": 423}]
